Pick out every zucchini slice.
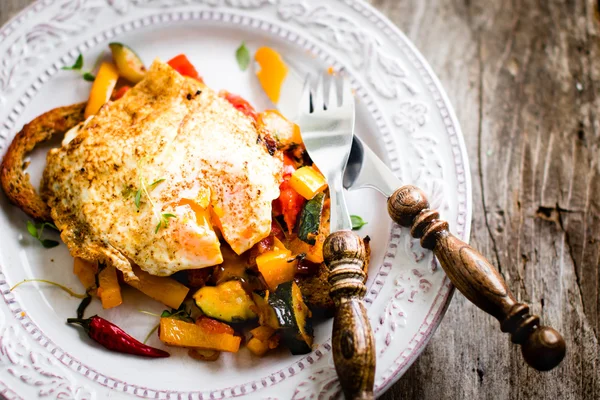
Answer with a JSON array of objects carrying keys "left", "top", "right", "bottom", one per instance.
[
  {"left": 193, "top": 280, "right": 257, "bottom": 323},
  {"left": 252, "top": 291, "right": 280, "bottom": 329},
  {"left": 297, "top": 192, "right": 325, "bottom": 245},
  {"left": 268, "top": 281, "right": 313, "bottom": 354},
  {"left": 109, "top": 42, "right": 146, "bottom": 83}
]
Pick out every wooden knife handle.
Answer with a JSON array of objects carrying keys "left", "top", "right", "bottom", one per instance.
[
  {"left": 388, "top": 185, "right": 566, "bottom": 371},
  {"left": 323, "top": 231, "right": 375, "bottom": 400}
]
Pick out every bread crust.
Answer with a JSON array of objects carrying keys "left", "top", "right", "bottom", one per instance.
[{"left": 0, "top": 103, "right": 86, "bottom": 220}]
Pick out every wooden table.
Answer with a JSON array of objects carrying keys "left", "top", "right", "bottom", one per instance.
[{"left": 1, "top": 0, "right": 598, "bottom": 399}]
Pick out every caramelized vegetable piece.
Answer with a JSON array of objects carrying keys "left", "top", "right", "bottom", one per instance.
[
  {"left": 73, "top": 258, "right": 97, "bottom": 294},
  {"left": 256, "top": 239, "right": 297, "bottom": 291},
  {"left": 269, "top": 281, "right": 313, "bottom": 355},
  {"left": 257, "top": 110, "right": 302, "bottom": 149},
  {"left": 97, "top": 265, "right": 122, "bottom": 309},
  {"left": 193, "top": 280, "right": 257, "bottom": 323},
  {"left": 189, "top": 348, "right": 220, "bottom": 361},
  {"left": 297, "top": 192, "right": 325, "bottom": 245},
  {"left": 109, "top": 43, "right": 146, "bottom": 83},
  {"left": 277, "top": 180, "right": 306, "bottom": 233},
  {"left": 250, "top": 326, "right": 276, "bottom": 341},
  {"left": 290, "top": 167, "right": 327, "bottom": 200},
  {"left": 247, "top": 337, "right": 270, "bottom": 357},
  {"left": 255, "top": 47, "right": 288, "bottom": 103},
  {"left": 159, "top": 318, "right": 241, "bottom": 352},
  {"left": 127, "top": 265, "right": 189, "bottom": 309},
  {"left": 288, "top": 236, "right": 325, "bottom": 264},
  {"left": 220, "top": 91, "right": 258, "bottom": 121},
  {"left": 251, "top": 292, "right": 280, "bottom": 330},
  {"left": 84, "top": 62, "right": 119, "bottom": 118}
]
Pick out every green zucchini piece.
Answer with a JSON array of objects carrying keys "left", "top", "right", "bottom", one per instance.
[
  {"left": 109, "top": 42, "right": 146, "bottom": 83},
  {"left": 193, "top": 280, "right": 257, "bottom": 323},
  {"left": 268, "top": 281, "right": 313, "bottom": 354},
  {"left": 251, "top": 291, "right": 280, "bottom": 330},
  {"left": 297, "top": 192, "right": 325, "bottom": 245}
]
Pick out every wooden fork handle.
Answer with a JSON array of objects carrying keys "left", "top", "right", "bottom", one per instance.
[
  {"left": 388, "top": 185, "right": 566, "bottom": 371},
  {"left": 324, "top": 231, "right": 375, "bottom": 400}
]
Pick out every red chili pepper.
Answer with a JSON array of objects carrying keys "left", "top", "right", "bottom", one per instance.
[
  {"left": 67, "top": 316, "right": 169, "bottom": 358},
  {"left": 219, "top": 90, "right": 258, "bottom": 121},
  {"left": 167, "top": 54, "right": 203, "bottom": 83}
]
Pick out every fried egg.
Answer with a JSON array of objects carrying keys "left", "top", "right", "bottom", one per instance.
[{"left": 41, "top": 60, "right": 283, "bottom": 278}]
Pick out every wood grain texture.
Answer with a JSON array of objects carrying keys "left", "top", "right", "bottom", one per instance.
[
  {"left": 324, "top": 231, "right": 375, "bottom": 400},
  {"left": 1, "top": 0, "right": 599, "bottom": 399}
]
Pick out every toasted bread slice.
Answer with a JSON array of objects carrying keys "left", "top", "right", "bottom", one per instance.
[{"left": 0, "top": 103, "right": 86, "bottom": 221}]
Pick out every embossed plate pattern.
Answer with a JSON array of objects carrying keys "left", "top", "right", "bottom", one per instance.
[{"left": 0, "top": 1, "right": 471, "bottom": 398}]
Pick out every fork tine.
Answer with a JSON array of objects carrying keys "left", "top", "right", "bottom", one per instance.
[
  {"left": 327, "top": 74, "right": 338, "bottom": 108},
  {"left": 300, "top": 74, "right": 313, "bottom": 115},
  {"left": 314, "top": 74, "right": 325, "bottom": 112}
]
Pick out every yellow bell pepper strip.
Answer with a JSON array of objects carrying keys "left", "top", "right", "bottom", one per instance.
[
  {"left": 84, "top": 62, "right": 119, "bottom": 118},
  {"left": 127, "top": 265, "right": 189, "bottom": 309},
  {"left": 159, "top": 318, "right": 241, "bottom": 352},
  {"left": 97, "top": 265, "right": 123, "bottom": 309},
  {"left": 257, "top": 110, "right": 303, "bottom": 149},
  {"left": 290, "top": 166, "right": 328, "bottom": 200},
  {"left": 255, "top": 47, "right": 288, "bottom": 104},
  {"left": 73, "top": 258, "right": 97, "bottom": 295},
  {"left": 256, "top": 238, "right": 297, "bottom": 290}
]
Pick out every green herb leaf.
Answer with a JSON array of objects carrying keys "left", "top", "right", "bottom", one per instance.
[
  {"left": 161, "top": 213, "right": 177, "bottom": 229},
  {"left": 26, "top": 221, "right": 39, "bottom": 238},
  {"left": 149, "top": 178, "right": 165, "bottom": 187},
  {"left": 82, "top": 72, "right": 96, "bottom": 82},
  {"left": 154, "top": 220, "right": 162, "bottom": 234},
  {"left": 134, "top": 188, "right": 142, "bottom": 210},
  {"left": 41, "top": 239, "right": 60, "bottom": 249},
  {"left": 350, "top": 215, "right": 367, "bottom": 230},
  {"left": 26, "top": 221, "right": 60, "bottom": 248},
  {"left": 235, "top": 42, "right": 250, "bottom": 71},
  {"left": 62, "top": 54, "right": 84, "bottom": 71},
  {"left": 161, "top": 306, "right": 193, "bottom": 322}
]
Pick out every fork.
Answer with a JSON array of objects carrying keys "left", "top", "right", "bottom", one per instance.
[{"left": 296, "top": 74, "right": 376, "bottom": 400}]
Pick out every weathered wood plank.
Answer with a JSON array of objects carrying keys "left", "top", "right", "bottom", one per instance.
[{"left": 1, "top": 1, "right": 599, "bottom": 399}]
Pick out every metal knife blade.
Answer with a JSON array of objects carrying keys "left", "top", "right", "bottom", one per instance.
[{"left": 343, "top": 135, "right": 401, "bottom": 197}]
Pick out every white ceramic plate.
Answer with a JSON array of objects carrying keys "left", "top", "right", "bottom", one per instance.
[{"left": 0, "top": 1, "right": 471, "bottom": 398}]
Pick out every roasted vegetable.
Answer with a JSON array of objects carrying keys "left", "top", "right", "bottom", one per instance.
[
  {"left": 256, "top": 238, "right": 296, "bottom": 291},
  {"left": 193, "top": 280, "right": 257, "bottom": 323},
  {"left": 255, "top": 46, "right": 288, "bottom": 103},
  {"left": 167, "top": 54, "right": 200, "bottom": 80},
  {"left": 73, "top": 258, "right": 97, "bottom": 294},
  {"left": 97, "top": 265, "right": 122, "bottom": 309},
  {"left": 268, "top": 281, "right": 313, "bottom": 354},
  {"left": 251, "top": 291, "right": 280, "bottom": 330},
  {"left": 159, "top": 317, "right": 241, "bottom": 352},
  {"left": 109, "top": 43, "right": 146, "bottom": 83},
  {"left": 212, "top": 245, "right": 249, "bottom": 285},
  {"left": 277, "top": 179, "right": 306, "bottom": 233},
  {"left": 247, "top": 326, "right": 279, "bottom": 357},
  {"left": 257, "top": 110, "right": 302, "bottom": 149},
  {"left": 290, "top": 166, "right": 327, "bottom": 200},
  {"left": 297, "top": 192, "right": 325, "bottom": 245},
  {"left": 220, "top": 91, "right": 258, "bottom": 121},
  {"left": 127, "top": 265, "right": 189, "bottom": 309},
  {"left": 84, "top": 62, "right": 119, "bottom": 118}
]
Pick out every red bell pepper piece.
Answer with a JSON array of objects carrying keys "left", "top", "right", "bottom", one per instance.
[
  {"left": 277, "top": 180, "right": 305, "bottom": 233},
  {"left": 167, "top": 54, "right": 203, "bottom": 82},
  {"left": 113, "top": 85, "right": 131, "bottom": 100},
  {"left": 220, "top": 91, "right": 258, "bottom": 121}
]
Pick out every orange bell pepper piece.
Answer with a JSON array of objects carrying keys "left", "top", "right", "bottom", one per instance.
[
  {"left": 159, "top": 318, "right": 241, "bottom": 352},
  {"left": 84, "top": 62, "right": 119, "bottom": 118},
  {"left": 255, "top": 47, "right": 288, "bottom": 104}
]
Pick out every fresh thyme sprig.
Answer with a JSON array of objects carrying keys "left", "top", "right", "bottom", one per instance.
[{"left": 133, "top": 164, "right": 174, "bottom": 233}]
